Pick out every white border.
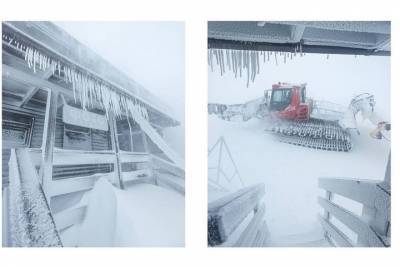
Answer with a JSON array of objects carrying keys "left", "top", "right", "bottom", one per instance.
[{"left": 1, "top": 0, "right": 398, "bottom": 266}]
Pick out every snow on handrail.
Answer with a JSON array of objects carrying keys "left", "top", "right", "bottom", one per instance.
[
  {"left": 7, "top": 148, "right": 62, "bottom": 247},
  {"left": 151, "top": 154, "right": 185, "bottom": 178},
  {"left": 208, "top": 183, "right": 265, "bottom": 246}
]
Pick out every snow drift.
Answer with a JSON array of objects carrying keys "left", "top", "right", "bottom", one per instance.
[{"left": 61, "top": 178, "right": 184, "bottom": 247}]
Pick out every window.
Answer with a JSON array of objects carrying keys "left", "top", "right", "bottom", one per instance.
[{"left": 271, "top": 89, "right": 292, "bottom": 104}]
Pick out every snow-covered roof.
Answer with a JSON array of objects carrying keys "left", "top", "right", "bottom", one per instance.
[
  {"left": 208, "top": 21, "right": 390, "bottom": 56},
  {"left": 3, "top": 21, "right": 179, "bottom": 125}
]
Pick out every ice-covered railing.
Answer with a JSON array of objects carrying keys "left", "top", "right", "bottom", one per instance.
[
  {"left": 7, "top": 148, "right": 62, "bottom": 247},
  {"left": 208, "top": 183, "right": 268, "bottom": 247},
  {"left": 318, "top": 155, "right": 390, "bottom": 247},
  {"left": 151, "top": 155, "right": 185, "bottom": 195}
]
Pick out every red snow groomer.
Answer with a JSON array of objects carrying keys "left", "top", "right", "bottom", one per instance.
[
  {"left": 267, "top": 82, "right": 311, "bottom": 121},
  {"left": 264, "top": 82, "right": 353, "bottom": 151},
  {"left": 209, "top": 82, "right": 390, "bottom": 152}
]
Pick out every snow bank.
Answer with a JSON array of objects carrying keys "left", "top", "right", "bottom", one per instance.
[
  {"left": 61, "top": 179, "right": 184, "bottom": 247},
  {"left": 113, "top": 184, "right": 185, "bottom": 246},
  {"left": 76, "top": 178, "right": 117, "bottom": 246}
]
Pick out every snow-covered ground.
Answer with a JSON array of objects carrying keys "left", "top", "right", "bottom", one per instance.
[
  {"left": 61, "top": 178, "right": 184, "bottom": 247},
  {"left": 208, "top": 115, "right": 390, "bottom": 241}
]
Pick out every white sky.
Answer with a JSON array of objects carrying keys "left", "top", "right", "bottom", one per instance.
[
  {"left": 209, "top": 53, "right": 390, "bottom": 119},
  {"left": 55, "top": 21, "right": 185, "bottom": 121}
]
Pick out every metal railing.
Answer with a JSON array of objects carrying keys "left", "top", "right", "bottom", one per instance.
[
  {"left": 7, "top": 148, "right": 62, "bottom": 247},
  {"left": 318, "top": 175, "right": 390, "bottom": 247},
  {"left": 151, "top": 155, "right": 185, "bottom": 195},
  {"left": 27, "top": 148, "right": 153, "bottom": 232},
  {"left": 208, "top": 137, "right": 244, "bottom": 190}
]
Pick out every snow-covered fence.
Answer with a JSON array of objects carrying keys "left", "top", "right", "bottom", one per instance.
[
  {"left": 7, "top": 148, "right": 62, "bottom": 247},
  {"left": 318, "top": 171, "right": 390, "bottom": 247},
  {"left": 26, "top": 148, "right": 152, "bottom": 232},
  {"left": 151, "top": 155, "right": 185, "bottom": 195},
  {"left": 208, "top": 183, "right": 267, "bottom": 246}
]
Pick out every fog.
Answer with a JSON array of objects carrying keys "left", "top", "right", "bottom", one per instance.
[
  {"left": 55, "top": 21, "right": 185, "bottom": 121},
  {"left": 209, "top": 53, "right": 390, "bottom": 120}
]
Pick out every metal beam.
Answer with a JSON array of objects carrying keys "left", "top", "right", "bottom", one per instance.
[
  {"left": 19, "top": 87, "right": 40, "bottom": 107},
  {"left": 208, "top": 38, "right": 390, "bottom": 56},
  {"left": 38, "top": 89, "right": 59, "bottom": 203},
  {"left": 108, "top": 112, "right": 124, "bottom": 189},
  {"left": 290, "top": 25, "right": 306, "bottom": 42},
  {"left": 19, "top": 68, "right": 54, "bottom": 107},
  {"left": 3, "top": 64, "right": 73, "bottom": 97}
]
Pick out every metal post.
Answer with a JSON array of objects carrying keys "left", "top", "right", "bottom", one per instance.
[
  {"left": 39, "top": 89, "right": 58, "bottom": 203},
  {"left": 216, "top": 138, "right": 223, "bottom": 185},
  {"left": 126, "top": 116, "right": 134, "bottom": 152},
  {"left": 108, "top": 112, "right": 124, "bottom": 189}
]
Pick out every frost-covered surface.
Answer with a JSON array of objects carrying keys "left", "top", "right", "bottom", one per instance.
[
  {"left": 61, "top": 179, "right": 184, "bottom": 247},
  {"left": 7, "top": 150, "right": 62, "bottom": 247},
  {"left": 208, "top": 115, "right": 390, "bottom": 240}
]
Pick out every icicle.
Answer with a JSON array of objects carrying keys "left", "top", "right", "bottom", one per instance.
[
  {"left": 263, "top": 50, "right": 266, "bottom": 63},
  {"left": 268, "top": 51, "right": 270, "bottom": 61},
  {"left": 284, "top": 53, "right": 287, "bottom": 64},
  {"left": 251, "top": 51, "right": 256, "bottom": 82},
  {"left": 226, "top": 49, "right": 231, "bottom": 71},
  {"left": 246, "top": 51, "right": 250, "bottom": 88},
  {"left": 24, "top": 47, "right": 29, "bottom": 62},
  {"left": 275, "top": 52, "right": 278, "bottom": 66},
  {"left": 231, "top": 50, "right": 236, "bottom": 77},
  {"left": 256, "top": 51, "right": 260, "bottom": 75},
  {"left": 221, "top": 49, "right": 225, "bottom": 74},
  {"left": 209, "top": 50, "right": 214, "bottom": 72},
  {"left": 239, "top": 50, "right": 242, "bottom": 78},
  {"left": 327, "top": 54, "right": 330, "bottom": 60},
  {"left": 219, "top": 49, "right": 223, "bottom": 75}
]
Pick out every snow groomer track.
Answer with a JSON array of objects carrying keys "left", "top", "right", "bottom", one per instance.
[{"left": 270, "top": 119, "right": 352, "bottom": 152}]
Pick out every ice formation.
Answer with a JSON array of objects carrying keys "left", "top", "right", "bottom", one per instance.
[
  {"left": 8, "top": 150, "right": 62, "bottom": 247},
  {"left": 22, "top": 45, "right": 149, "bottom": 121},
  {"left": 208, "top": 46, "right": 306, "bottom": 87}
]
